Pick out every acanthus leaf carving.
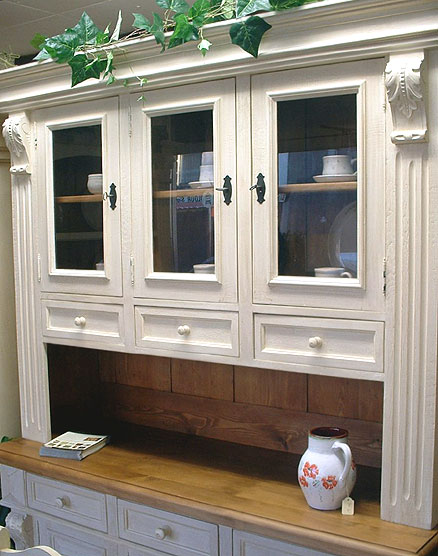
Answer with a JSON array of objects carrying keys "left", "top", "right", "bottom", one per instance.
[
  {"left": 385, "top": 52, "right": 427, "bottom": 145},
  {"left": 1, "top": 114, "right": 31, "bottom": 175},
  {"left": 2, "top": 117, "right": 25, "bottom": 156}
]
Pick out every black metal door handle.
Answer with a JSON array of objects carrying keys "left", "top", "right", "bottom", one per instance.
[
  {"left": 216, "top": 175, "right": 232, "bottom": 205},
  {"left": 103, "top": 183, "right": 117, "bottom": 210},
  {"left": 250, "top": 173, "right": 266, "bottom": 204}
]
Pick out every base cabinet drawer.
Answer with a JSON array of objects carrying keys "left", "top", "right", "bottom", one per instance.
[
  {"left": 233, "top": 531, "right": 332, "bottom": 556},
  {"left": 118, "top": 499, "right": 219, "bottom": 556},
  {"left": 135, "top": 306, "right": 239, "bottom": 357},
  {"left": 254, "top": 314, "right": 384, "bottom": 374},
  {"left": 37, "top": 519, "right": 117, "bottom": 556},
  {"left": 27, "top": 474, "right": 108, "bottom": 532},
  {"left": 41, "top": 300, "right": 125, "bottom": 345}
]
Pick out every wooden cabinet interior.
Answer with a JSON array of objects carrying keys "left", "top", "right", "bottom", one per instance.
[{"left": 47, "top": 345, "right": 383, "bottom": 470}]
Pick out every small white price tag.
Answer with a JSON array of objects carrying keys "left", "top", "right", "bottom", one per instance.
[{"left": 342, "top": 497, "right": 355, "bottom": 515}]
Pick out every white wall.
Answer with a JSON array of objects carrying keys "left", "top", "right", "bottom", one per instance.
[{"left": 0, "top": 115, "right": 20, "bottom": 439}]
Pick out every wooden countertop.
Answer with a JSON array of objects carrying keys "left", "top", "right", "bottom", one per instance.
[{"left": 0, "top": 434, "right": 437, "bottom": 556}]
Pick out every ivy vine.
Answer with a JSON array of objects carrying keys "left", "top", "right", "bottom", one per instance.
[{"left": 32, "top": 0, "right": 319, "bottom": 88}]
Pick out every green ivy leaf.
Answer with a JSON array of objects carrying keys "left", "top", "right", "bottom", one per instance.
[
  {"left": 236, "top": 0, "right": 271, "bottom": 17},
  {"left": 103, "top": 51, "right": 114, "bottom": 76},
  {"left": 269, "top": 0, "right": 308, "bottom": 10},
  {"left": 106, "top": 74, "right": 116, "bottom": 85},
  {"left": 188, "top": 0, "right": 211, "bottom": 26},
  {"left": 150, "top": 13, "right": 166, "bottom": 49},
  {"left": 31, "top": 33, "right": 47, "bottom": 50},
  {"left": 72, "top": 12, "right": 102, "bottom": 45},
  {"left": 229, "top": 15, "right": 271, "bottom": 57},
  {"left": 96, "top": 30, "right": 110, "bottom": 45},
  {"left": 168, "top": 14, "right": 199, "bottom": 48},
  {"left": 42, "top": 29, "right": 81, "bottom": 63},
  {"left": 37, "top": 13, "right": 102, "bottom": 64},
  {"left": 68, "top": 54, "right": 106, "bottom": 86},
  {"left": 156, "top": 0, "right": 190, "bottom": 13},
  {"left": 133, "top": 13, "right": 152, "bottom": 30}
]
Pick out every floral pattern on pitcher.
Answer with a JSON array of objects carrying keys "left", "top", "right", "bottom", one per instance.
[
  {"left": 322, "top": 475, "right": 338, "bottom": 490},
  {"left": 297, "top": 427, "right": 356, "bottom": 510},
  {"left": 303, "top": 462, "right": 319, "bottom": 479}
]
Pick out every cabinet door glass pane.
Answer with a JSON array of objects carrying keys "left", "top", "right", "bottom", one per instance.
[
  {"left": 53, "top": 125, "right": 104, "bottom": 271},
  {"left": 277, "top": 94, "right": 357, "bottom": 278},
  {"left": 151, "top": 110, "right": 214, "bottom": 274}
]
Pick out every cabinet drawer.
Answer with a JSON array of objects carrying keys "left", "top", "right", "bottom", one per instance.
[
  {"left": 254, "top": 314, "right": 384, "bottom": 374},
  {"left": 233, "top": 531, "right": 331, "bottom": 556},
  {"left": 38, "top": 518, "right": 117, "bottom": 556},
  {"left": 135, "top": 306, "right": 239, "bottom": 357},
  {"left": 118, "top": 499, "right": 219, "bottom": 556},
  {"left": 27, "top": 474, "right": 108, "bottom": 532},
  {"left": 42, "top": 300, "right": 125, "bottom": 345}
]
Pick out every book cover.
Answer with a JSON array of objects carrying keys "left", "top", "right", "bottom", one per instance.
[{"left": 39, "top": 431, "right": 109, "bottom": 460}]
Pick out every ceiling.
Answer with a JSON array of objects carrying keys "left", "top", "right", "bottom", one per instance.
[{"left": 0, "top": 0, "right": 158, "bottom": 59}]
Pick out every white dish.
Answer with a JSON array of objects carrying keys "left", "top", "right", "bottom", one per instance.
[
  {"left": 188, "top": 181, "right": 214, "bottom": 189},
  {"left": 193, "top": 264, "right": 215, "bottom": 274},
  {"left": 313, "top": 174, "right": 357, "bottom": 183},
  {"left": 328, "top": 202, "right": 357, "bottom": 274}
]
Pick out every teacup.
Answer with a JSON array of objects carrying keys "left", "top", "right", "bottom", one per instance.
[
  {"left": 314, "top": 267, "right": 352, "bottom": 278},
  {"left": 322, "top": 155, "right": 356, "bottom": 176},
  {"left": 87, "top": 173, "right": 103, "bottom": 194}
]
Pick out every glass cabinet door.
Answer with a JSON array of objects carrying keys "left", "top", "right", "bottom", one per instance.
[
  {"left": 251, "top": 59, "right": 385, "bottom": 311},
  {"left": 131, "top": 79, "right": 237, "bottom": 303},
  {"left": 34, "top": 98, "right": 122, "bottom": 295}
]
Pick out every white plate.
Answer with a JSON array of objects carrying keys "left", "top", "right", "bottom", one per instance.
[
  {"left": 328, "top": 202, "right": 357, "bottom": 274},
  {"left": 313, "top": 174, "right": 357, "bottom": 183},
  {"left": 188, "top": 181, "right": 214, "bottom": 189}
]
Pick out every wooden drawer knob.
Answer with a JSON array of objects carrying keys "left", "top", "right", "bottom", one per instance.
[
  {"left": 55, "top": 496, "right": 70, "bottom": 508},
  {"left": 154, "top": 526, "right": 170, "bottom": 540},
  {"left": 74, "top": 316, "right": 87, "bottom": 327},
  {"left": 177, "top": 325, "right": 191, "bottom": 336},
  {"left": 308, "top": 336, "right": 323, "bottom": 348}
]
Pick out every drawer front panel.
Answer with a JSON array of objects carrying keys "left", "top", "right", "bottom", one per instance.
[
  {"left": 27, "top": 474, "right": 108, "bottom": 532},
  {"left": 233, "top": 531, "right": 331, "bottom": 556},
  {"left": 118, "top": 499, "right": 219, "bottom": 556},
  {"left": 254, "top": 314, "right": 384, "bottom": 373},
  {"left": 42, "top": 300, "right": 124, "bottom": 345},
  {"left": 135, "top": 306, "right": 238, "bottom": 356},
  {"left": 38, "top": 518, "right": 117, "bottom": 556}
]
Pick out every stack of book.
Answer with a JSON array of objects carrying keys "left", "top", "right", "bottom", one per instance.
[{"left": 39, "top": 431, "right": 109, "bottom": 460}]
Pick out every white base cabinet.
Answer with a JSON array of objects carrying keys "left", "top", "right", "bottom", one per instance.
[{"left": 2, "top": 466, "right": 332, "bottom": 556}]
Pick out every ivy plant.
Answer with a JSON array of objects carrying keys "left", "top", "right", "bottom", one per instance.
[{"left": 32, "top": 0, "right": 319, "bottom": 88}]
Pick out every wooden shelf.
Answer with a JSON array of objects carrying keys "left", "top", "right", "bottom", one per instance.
[
  {"left": 55, "top": 194, "right": 103, "bottom": 204},
  {"left": 154, "top": 187, "right": 214, "bottom": 199},
  {"left": 0, "top": 433, "right": 436, "bottom": 556},
  {"left": 279, "top": 181, "right": 357, "bottom": 193}
]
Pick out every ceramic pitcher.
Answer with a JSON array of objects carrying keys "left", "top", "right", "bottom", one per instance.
[{"left": 298, "top": 427, "right": 356, "bottom": 510}]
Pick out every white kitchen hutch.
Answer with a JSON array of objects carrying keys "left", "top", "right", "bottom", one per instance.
[{"left": 0, "top": 0, "right": 438, "bottom": 554}]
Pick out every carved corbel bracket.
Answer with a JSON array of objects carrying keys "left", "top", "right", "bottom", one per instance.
[
  {"left": 5, "top": 512, "right": 34, "bottom": 549},
  {"left": 2, "top": 114, "right": 32, "bottom": 175},
  {"left": 385, "top": 52, "right": 427, "bottom": 145}
]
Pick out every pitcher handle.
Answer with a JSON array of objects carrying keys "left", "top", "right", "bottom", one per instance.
[{"left": 332, "top": 441, "right": 352, "bottom": 483}]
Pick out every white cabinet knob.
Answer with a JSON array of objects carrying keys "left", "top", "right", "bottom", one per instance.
[
  {"left": 308, "top": 336, "right": 323, "bottom": 349},
  {"left": 177, "top": 325, "right": 191, "bottom": 336},
  {"left": 74, "top": 316, "right": 86, "bottom": 327},
  {"left": 154, "top": 527, "right": 170, "bottom": 540},
  {"left": 55, "top": 496, "right": 69, "bottom": 508}
]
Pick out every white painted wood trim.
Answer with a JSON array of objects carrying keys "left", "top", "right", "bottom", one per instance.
[
  {"left": 2, "top": 114, "right": 50, "bottom": 443},
  {"left": 381, "top": 49, "right": 438, "bottom": 529}
]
